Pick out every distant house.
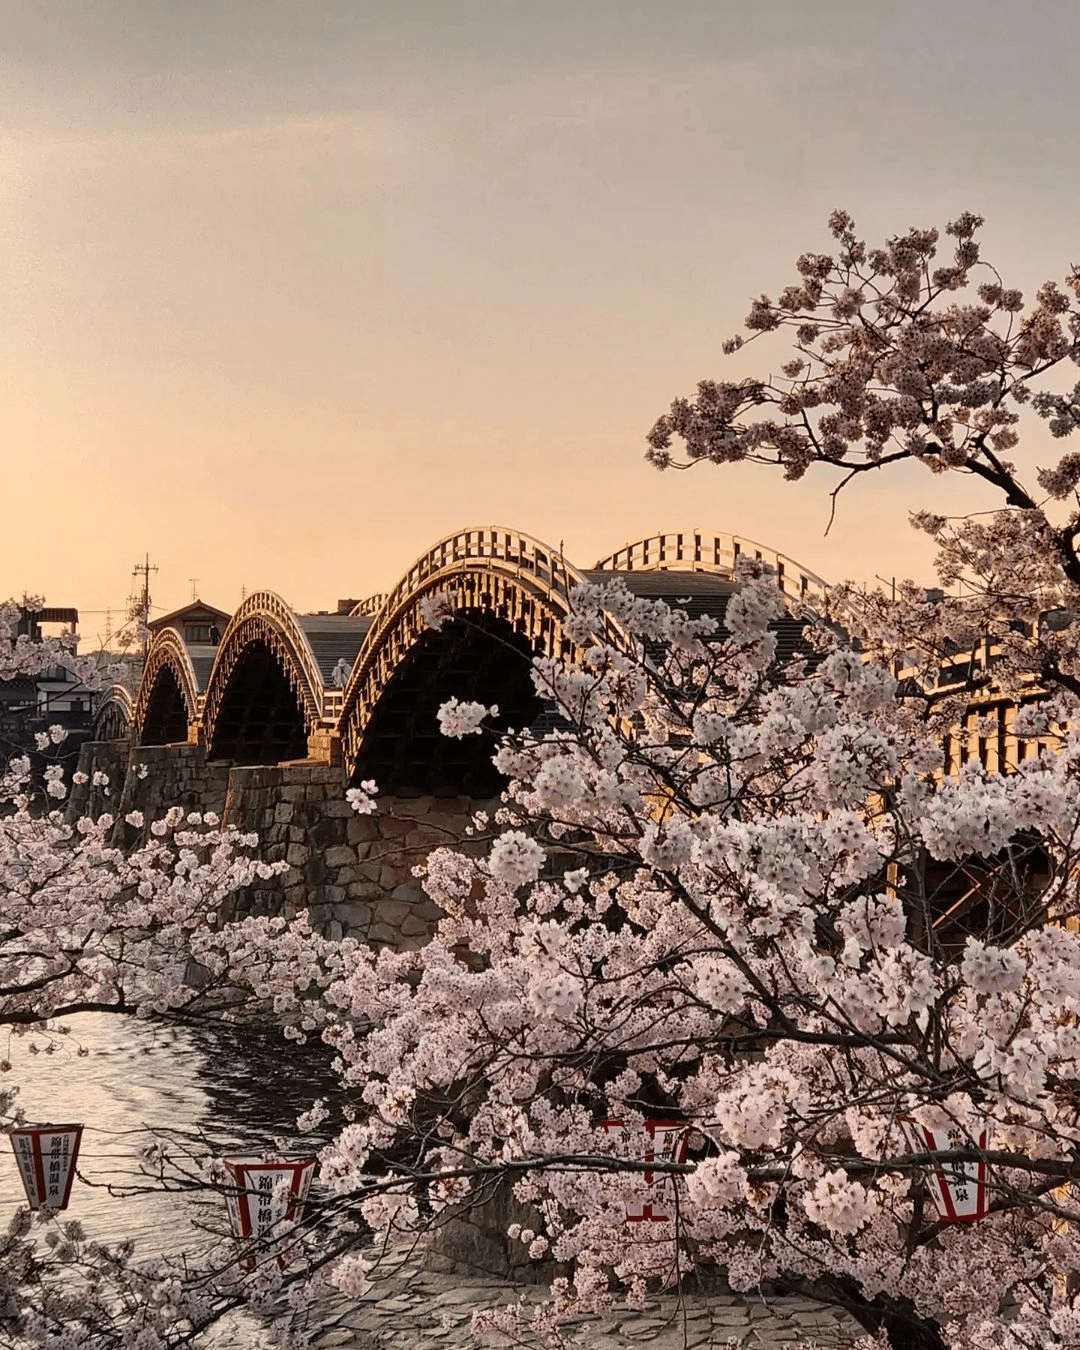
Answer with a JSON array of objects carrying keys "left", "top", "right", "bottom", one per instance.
[
  {"left": 1, "top": 605, "right": 94, "bottom": 768},
  {"left": 149, "top": 600, "right": 230, "bottom": 647},
  {"left": 0, "top": 677, "right": 38, "bottom": 748}
]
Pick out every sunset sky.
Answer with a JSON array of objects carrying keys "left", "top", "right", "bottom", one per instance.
[{"left": 4, "top": 0, "right": 1080, "bottom": 644}]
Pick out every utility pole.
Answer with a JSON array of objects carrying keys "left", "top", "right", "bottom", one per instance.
[{"left": 131, "top": 554, "right": 158, "bottom": 662}]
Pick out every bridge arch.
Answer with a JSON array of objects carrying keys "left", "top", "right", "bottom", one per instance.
[
  {"left": 94, "top": 685, "right": 134, "bottom": 743},
  {"left": 338, "top": 525, "right": 827, "bottom": 793},
  {"left": 134, "top": 628, "right": 202, "bottom": 745},
  {"left": 592, "top": 528, "right": 831, "bottom": 671},
  {"left": 349, "top": 592, "right": 388, "bottom": 617},
  {"left": 339, "top": 528, "right": 592, "bottom": 792},
  {"left": 203, "top": 592, "right": 326, "bottom": 764}
]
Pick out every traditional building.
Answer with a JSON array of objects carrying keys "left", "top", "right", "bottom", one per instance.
[
  {"left": 149, "top": 599, "right": 230, "bottom": 647},
  {"left": 0, "top": 605, "right": 94, "bottom": 766}
]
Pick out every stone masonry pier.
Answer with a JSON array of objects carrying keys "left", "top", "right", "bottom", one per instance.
[{"left": 68, "top": 739, "right": 490, "bottom": 951}]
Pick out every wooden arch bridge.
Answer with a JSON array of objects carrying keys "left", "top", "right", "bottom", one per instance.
[{"left": 105, "top": 526, "right": 828, "bottom": 794}]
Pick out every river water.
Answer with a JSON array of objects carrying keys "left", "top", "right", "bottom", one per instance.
[{"left": 0, "top": 1012, "right": 341, "bottom": 1344}]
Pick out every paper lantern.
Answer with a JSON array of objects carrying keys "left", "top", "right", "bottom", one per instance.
[
  {"left": 600, "top": 1119, "right": 688, "bottom": 1223},
  {"left": 901, "top": 1117, "right": 989, "bottom": 1223},
  {"left": 9, "top": 1124, "right": 83, "bottom": 1211},
  {"left": 221, "top": 1155, "right": 316, "bottom": 1270}
]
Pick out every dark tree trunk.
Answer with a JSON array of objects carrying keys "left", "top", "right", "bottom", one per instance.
[
  {"left": 783, "top": 1276, "right": 949, "bottom": 1350},
  {"left": 879, "top": 1309, "right": 948, "bottom": 1350}
]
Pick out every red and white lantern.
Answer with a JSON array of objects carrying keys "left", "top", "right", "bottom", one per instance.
[
  {"left": 221, "top": 1156, "right": 316, "bottom": 1270},
  {"left": 900, "top": 1117, "right": 989, "bottom": 1223},
  {"left": 601, "top": 1119, "right": 689, "bottom": 1223},
  {"left": 9, "top": 1124, "right": 84, "bottom": 1211}
]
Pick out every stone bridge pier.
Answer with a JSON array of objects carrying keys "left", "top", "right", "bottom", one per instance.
[
  {"left": 218, "top": 770, "right": 489, "bottom": 948},
  {"left": 68, "top": 740, "right": 231, "bottom": 842},
  {"left": 66, "top": 738, "right": 131, "bottom": 821},
  {"left": 68, "top": 741, "right": 487, "bottom": 951}
]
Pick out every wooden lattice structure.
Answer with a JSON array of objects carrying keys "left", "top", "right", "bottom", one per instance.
[
  {"left": 125, "top": 525, "right": 830, "bottom": 772},
  {"left": 593, "top": 529, "right": 829, "bottom": 606},
  {"left": 903, "top": 637, "right": 1060, "bottom": 950},
  {"left": 202, "top": 592, "right": 328, "bottom": 759},
  {"left": 93, "top": 685, "right": 134, "bottom": 742},
  {"left": 338, "top": 528, "right": 594, "bottom": 769},
  {"left": 349, "top": 593, "right": 389, "bottom": 617},
  {"left": 133, "top": 627, "right": 203, "bottom": 745}
]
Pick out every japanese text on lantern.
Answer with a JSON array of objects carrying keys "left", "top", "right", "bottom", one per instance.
[
  {"left": 220, "top": 1156, "right": 316, "bottom": 1271},
  {"left": 601, "top": 1120, "right": 688, "bottom": 1223},
  {"left": 8, "top": 1125, "right": 83, "bottom": 1211}
]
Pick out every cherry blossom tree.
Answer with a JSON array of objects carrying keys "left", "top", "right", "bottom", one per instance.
[
  {"left": 13, "top": 212, "right": 1080, "bottom": 1350},
  {"left": 0, "top": 601, "right": 357, "bottom": 1347},
  {"left": 312, "top": 216, "right": 1080, "bottom": 1350},
  {"left": 646, "top": 208, "right": 1080, "bottom": 705}
]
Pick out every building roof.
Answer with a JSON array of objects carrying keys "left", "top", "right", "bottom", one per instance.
[{"left": 148, "top": 600, "right": 230, "bottom": 633}]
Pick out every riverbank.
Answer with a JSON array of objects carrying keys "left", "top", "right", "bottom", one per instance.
[{"left": 279, "top": 1244, "right": 865, "bottom": 1349}]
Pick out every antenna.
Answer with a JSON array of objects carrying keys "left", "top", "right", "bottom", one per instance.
[{"left": 188, "top": 578, "right": 200, "bottom": 602}]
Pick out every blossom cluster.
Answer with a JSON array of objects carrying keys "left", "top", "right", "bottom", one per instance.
[
  {"left": 0, "top": 616, "right": 351, "bottom": 1348},
  {"left": 646, "top": 210, "right": 1080, "bottom": 494},
  {"left": 314, "top": 557, "right": 1080, "bottom": 1349}
]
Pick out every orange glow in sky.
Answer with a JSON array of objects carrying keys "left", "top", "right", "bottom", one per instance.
[{"left": 3, "top": 1, "right": 1078, "bottom": 644}]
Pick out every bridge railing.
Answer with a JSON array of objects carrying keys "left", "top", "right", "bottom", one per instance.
[
  {"left": 350, "top": 593, "right": 388, "bottom": 617},
  {"left": 371, "top": 527, "right": 582, "bottom": 626},
  {"left": 339, "top": 529, "right": 597, "bottom": 763},
  {"left": 133, "top": 627, "right": 202, "bottom": 733},
  {"left": 594, "top": 530, "right": 829, "bottom": 605},
  {"left": 94, "top": 684, "right": 135, "bottom": 739}
]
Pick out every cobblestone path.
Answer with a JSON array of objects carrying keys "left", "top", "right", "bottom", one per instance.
[{"left": 290, "top": 1248, "right": 865, "bottom": 1350}]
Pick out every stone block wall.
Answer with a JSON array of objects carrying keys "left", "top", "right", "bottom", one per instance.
[
  {"left": 423, "top": 1182, "right": 573, "bottom": 1285},
  {"left": 65, "top": 740, "right": 130, "bottom": 822},
  {"left": 65, "top": 742, "right": 493, "bottom": 952},
  {"left": 220, "top": 766, "right": 492, "bottom": 948},
  {"left": 110, "top": 744, "right": 233, "bottom": 848},
  {"left": 66, "top": 741, "right": 232, "bottom": 838}
]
